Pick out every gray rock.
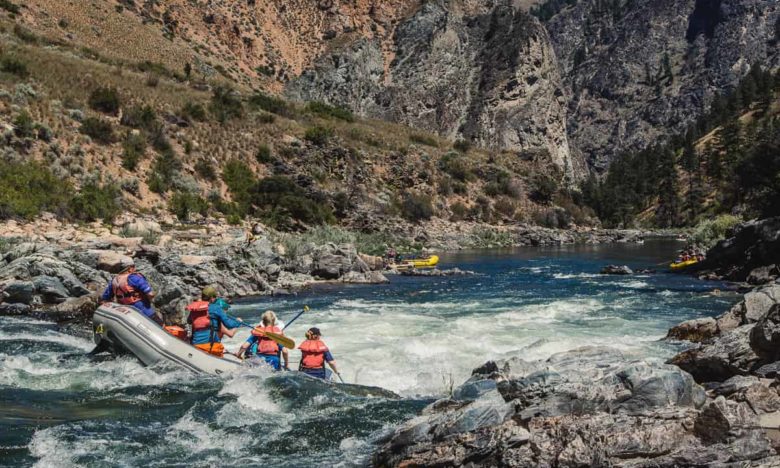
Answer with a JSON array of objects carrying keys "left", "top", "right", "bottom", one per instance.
[
  {"left": 32, "top": 275, "right": 70, "bottom": 304},
  {"left": 0, "top": 303, "right": 31, "bottom": 315},
  {"left": 600, "top": 264, "right": 633, "bottom": 275},
  {"left": 711, "top": 375, "right": 761, "bottom": 397},
  {"left": 748, "top": 265, "right": 778, "bottom": 285},
  {"left": 666, "top": 317, "right": 718, "bottom": 343},
  {"left": 750, "top": 304, "right": 780, "bottom": 360},
  {"left": 670, "top": 324, "right": 761, "bottom": 383},
  {"left": 2, "top": 280, "right": 35, "bottom": 304}
]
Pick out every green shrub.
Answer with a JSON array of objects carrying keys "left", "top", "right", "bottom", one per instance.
[
  {"left": 252, "top": 176, "right": 333, "bottom": 229},
  {"left": 307, "top": 101, "right": 355, "bottom": 122},
  {"left": 169, "top": 191, "right": 208, "bottom": 221},
  {"left": 147, "top": 149, "right": 181, "bottom": 193},
  {"left": 222, "top": 159, "right": 255, "bottom": 213},
  {"left": 68, "top": 181, "right": 121, "bottom": 222},
  {"left": 530, "top": 174, "right": 558, "bottom": 203},
  {"left": 0, "top": 0, "right": 20, "bottom": 14},
  {"left": 120, "top": 104, "right": 157, "bottom": 131},
  {"left": 453, "top": 139, "right": 471, "bottom": 153},
  {"left": 181, "top": 101, "right": 207, "bottom": 122},
  {"left": 439, "top": 152, "right": 473, "bottom": 182},
  {"left": 210, "top": 86, "right": 243, "bottom": 123},
  {"left": 255, "top": 112, "right": 276, "bottom": 124},
  {"left": 0, "top": 161, "right": 72, "bottom": 219},
  {"left": 691, "top": 214, "right": 742, "bottom": 249},
  {"left": 195, "top": 158, "right": 216, "bottom": 180},
  {"left": 256, "top": 144, "right": 273, "bottom": 164},
  {"left": 88, "top": 87, "right": 121, "bottom": 115},
  {"left": 13, "top": 24, "right": 37, "bottom": 43},
  {"left": 304, "top": 126, "right": 333, "bottom": 146},
  {"left": 249, "top": 92, "right": 290, "bottom": 116},
  {"left": 401, "top": 193, "right": 434, "bottom": 222},
  {"left": 121, "top": 132, "right": 147, "bottom": 170},
  {"left": 0, "top": 55, "right": 28, "bottom": 77},
  {"left": 80, "top": 117, "right": 115, "bottom": 144},
  {"left": 13, "top": 110, "right": 35, "bottom": 138},
  {"left": 450, "top": 201, "right": 468, "bottom": 221},
  {"left": 410, "top": 133, "right": 438, "bottom": 147},
  {"left": 470, "top": 226, "right": 513, "bottom": 247}
]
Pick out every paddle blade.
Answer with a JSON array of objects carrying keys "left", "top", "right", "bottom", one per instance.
[{"left": 254, "top": 329, "right": 295, "bottom": 349}]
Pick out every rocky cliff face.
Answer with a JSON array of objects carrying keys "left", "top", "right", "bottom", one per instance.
[
  {"left": 288, "top": 0, "right": 778, "bottom": 174},
  {"left": 546, "top": 0, "right": 779, "bottom": 170},
  {"left": 288, "top": 0, "right": 586, "bottom": 182}
]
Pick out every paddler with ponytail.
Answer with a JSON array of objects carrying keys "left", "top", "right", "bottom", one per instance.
[
  {"left": 235, "top": 310, "right": 289, "bottom": 370},
  {"left": 186, "top": 286, "right": 243, "bottom": 358},
  {"left": 298, "top": 327, "right": 339, "bottom": 380}
]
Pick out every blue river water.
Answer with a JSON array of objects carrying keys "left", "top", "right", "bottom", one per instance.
[{"left": 0, "top": 240, "right": 738, "bottom": 466}]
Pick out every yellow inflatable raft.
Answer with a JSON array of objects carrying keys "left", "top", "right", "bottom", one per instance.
[
  {"left": 394, "top": 255, "right": 439, "bottom": 270},
  {"left": 670, "top": 259, "right": 699, "bottom": 271}
]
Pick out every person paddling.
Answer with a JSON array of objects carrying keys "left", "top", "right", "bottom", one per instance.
[
  {"left": 186, "top": 286, "right": 243, "bottom": 358},
  {"left": 298, "top": 327, "right": 339, "bottom": 380},
  {"left": 101, "top": 261, "right": 160, "bottom": 324},
  {"left": 235, "top": 310, "right": 289, "bottom": 370}
]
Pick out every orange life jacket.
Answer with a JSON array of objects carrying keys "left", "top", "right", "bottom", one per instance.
[
  {"left": 299, "top": 339, "right": 328, "bottom": 369},
  {"left": 111, "top": 272, "right": 145, "bottom": 305},
  {"left": 186, "top": 301, "right": 212, "bottom": 330},
  {"left": 252, "top": 325, "right": 282, "bottom": 355}
]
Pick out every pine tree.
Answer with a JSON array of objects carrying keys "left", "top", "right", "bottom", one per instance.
[{"left": 656, "top": 148, "right": 680, "bottom": 227}]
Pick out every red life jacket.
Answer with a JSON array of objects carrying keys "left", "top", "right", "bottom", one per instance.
[
  {"left": 252, "top": 325, "right": 282, "bottom": 355},
  {"left": 299, "top": 339, "right": 329, "bottom": 369},
  {"left": 186, "top": 301, "right": 211, "bottom": 331},
  {"left": 111, "top": 272, "right": 145, "bottom": 305}
]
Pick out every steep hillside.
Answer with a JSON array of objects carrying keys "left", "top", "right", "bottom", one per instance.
[
  {"left": 0, "top": 8, "right": 586, "bottom": 234},
  {"left": 287, "top": 1, "right": 586, "bottom": 183},
  {"left": 545, "top": 0, "right": 779, "bottom": 169},
  {"left": 582, "top": 65, "right": 780, "bottom": 228}
]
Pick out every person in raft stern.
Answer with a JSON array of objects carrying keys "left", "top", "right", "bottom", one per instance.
[
  {"left": 186, "top": 286, "right": 243, "bottom": 358},
  {"left": 298, "top": 327, "right": 340, "bottom": 380},
  {"left": 235, "top": 310, "right": 289, "bottom": 370},
  {"left": 101, "top": 261, "right": 160, "bottom": 324}
]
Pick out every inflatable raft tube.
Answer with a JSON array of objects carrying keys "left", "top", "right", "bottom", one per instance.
[
  {"left": 93, "top": 302, "right": 241, "bottom": 375},
  {"left": 669, "top": 259, "right": 699, "bottom": 271},
  {"left": 394, "top": 255, "right": 439, "bottom": 270}
]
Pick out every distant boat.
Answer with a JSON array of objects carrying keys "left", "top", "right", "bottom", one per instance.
[
  {"left": 670, "top": 259, "right": 698, "bottom": 271},
  {"left": 392, "top": 255, "right": 439, "bottom": 270}
]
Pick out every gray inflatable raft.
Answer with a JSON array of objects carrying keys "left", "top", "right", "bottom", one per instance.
[{"left": 93, "top": 302, "right": 242, "bottom": 375}]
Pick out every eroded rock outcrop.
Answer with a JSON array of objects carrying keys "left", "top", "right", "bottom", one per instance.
[
  {"left": 374, "top": 346, "right": 778, "bottom": 466},
  {"left": 288, "top": 0, "right": 585, "bottom": 182}
]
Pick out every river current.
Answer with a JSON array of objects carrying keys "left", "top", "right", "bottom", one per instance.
[{"left": 0, "top": 240, "right": 738, "bottom": 466}]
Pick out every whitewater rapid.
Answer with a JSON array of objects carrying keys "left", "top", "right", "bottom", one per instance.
[{"left": 0, "top": 242, "right": 738, "bottom": 466}]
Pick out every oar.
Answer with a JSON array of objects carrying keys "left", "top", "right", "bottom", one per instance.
[
  {"left": 335, "top": 371, "right": 345, "bottom": 384},
  {"left": 237, "top": 322, "right": 296, "bottom": 349},
  {"left": 282, "top": 305, "right": 310, "bottom": 331}
]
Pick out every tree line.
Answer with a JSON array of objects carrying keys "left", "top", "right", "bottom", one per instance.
[{"left": 583, "top": 65, "right": 780, "bottom": 228}]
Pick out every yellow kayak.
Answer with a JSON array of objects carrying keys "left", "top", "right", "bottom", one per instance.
[
  {"left": 670, "top": 259, "right": 699, "bottom": 271},
  {"left": 394, "top": 255, "right": 439, "bottom": 270}
]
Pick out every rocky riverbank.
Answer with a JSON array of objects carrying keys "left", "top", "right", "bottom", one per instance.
[
  {"left": 0, "top": 217, "right": 387, "bottom": 323},
  {"left": 372, "top": 218, "right": 780, "bottom": 466}
]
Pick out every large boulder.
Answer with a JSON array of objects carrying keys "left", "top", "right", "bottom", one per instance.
[
  {"left": 32, "top": 275, "right": 70, "bottom": 304},
  {"left": 2, "top": 280, "right": 35, "bottom": 304},
  {"left": 750, "top": 304, "right": 780, "bottom": 360},
  {"left": 670, "top": 325, "right": 761, "bottom": 382},
  {"left": 600, "top": 264, "right": 633, "bottom": 275},
  {"left": 701, "top": 217, "right": 780, "bottom": 282},
  {"left": 666, "top": 317, "right": 718, "bottom": 343}
]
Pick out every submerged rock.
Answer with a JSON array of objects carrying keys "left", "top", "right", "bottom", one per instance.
[{"left": 600, "top": 264, "right": 633, "bottom": 275}]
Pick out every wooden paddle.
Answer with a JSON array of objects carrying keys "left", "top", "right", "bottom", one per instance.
[{"left": 243, "top": 325, "right": 296, "bottom": 349}]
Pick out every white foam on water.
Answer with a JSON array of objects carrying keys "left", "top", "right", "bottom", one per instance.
[
  {"left": 29, "top": 426, "right": 121, "bottom": 468},
  {"left": 0, "top": 330, "right": 94, "bottom": 352},
  {"left": 552, "top": 273, "right": 600, "bottom": 279},
  {"left": 618, "top": 280, "right": 651, "bottom": 289}
]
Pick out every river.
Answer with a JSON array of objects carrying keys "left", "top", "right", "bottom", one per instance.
[{"left": 0, "top": 240, "right": 739, "bottom": 466}]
